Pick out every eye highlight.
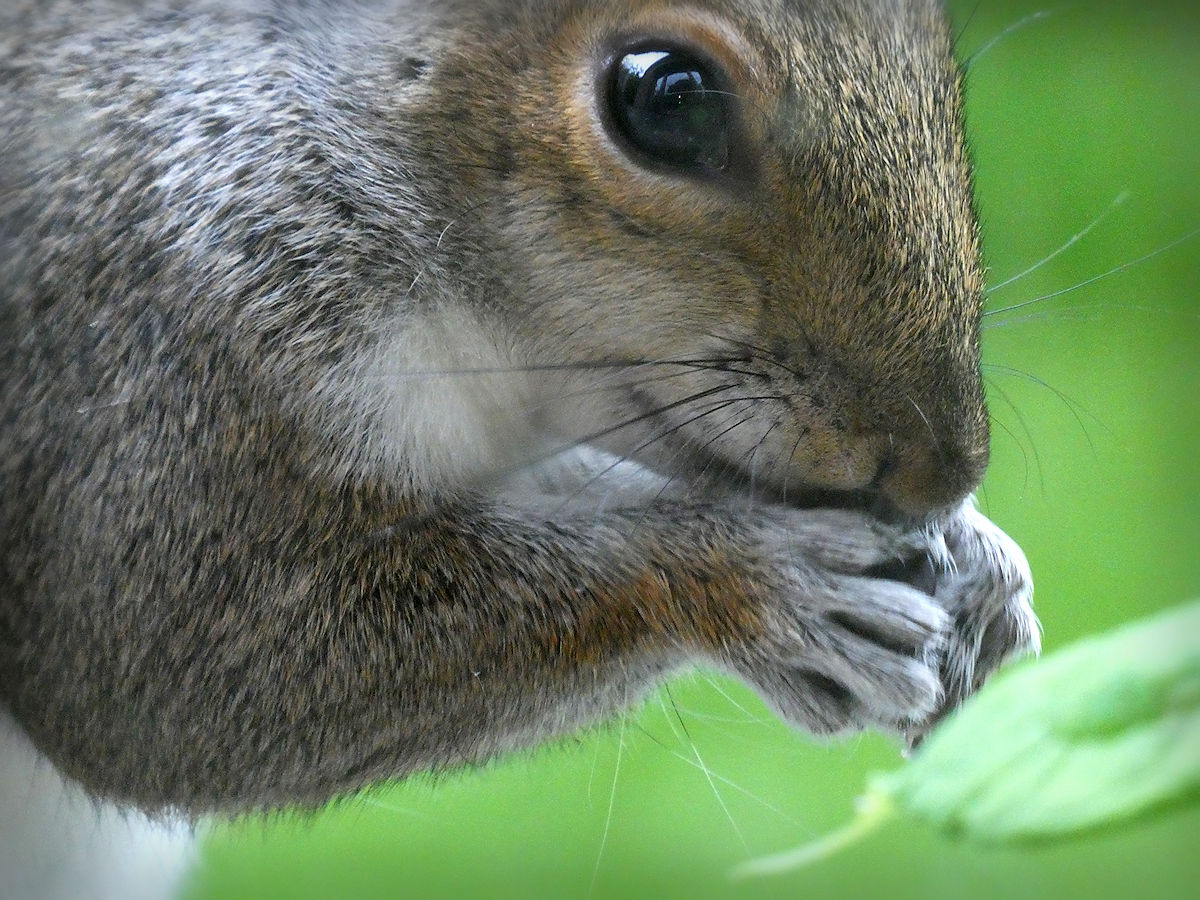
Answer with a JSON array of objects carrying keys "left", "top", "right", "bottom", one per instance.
[{"left": 606, "top": 47, "right": 734, "bottom": 174}]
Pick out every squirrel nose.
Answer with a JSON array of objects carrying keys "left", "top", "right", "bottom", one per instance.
[{"left": 875, "top": 436, "right": 990, "bottom": 517}]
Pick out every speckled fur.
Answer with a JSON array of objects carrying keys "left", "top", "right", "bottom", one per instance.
[{"left": 0, "top": 0, "right": 1037, "bottom": 816}]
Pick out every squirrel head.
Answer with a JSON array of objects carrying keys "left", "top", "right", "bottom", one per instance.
[{"left": 410, "top": 0, "right": 986, "bottom": 519}]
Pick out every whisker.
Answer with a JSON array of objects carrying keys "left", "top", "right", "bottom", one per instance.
[
  {"left": 701, "top": 672, "right": 775, "bottom": 723},
  {"left": 984, "top": 225, "right": 1200, "bottom": 319},
  {"left": 906, "top": 396, "right": 947, "bottom": 466},
  {"left": 986, "top": 191, "right": 1131, "bottom": 293},
  {"left": 358, "top": 356, "right": 755, "bottom": 382},
  {"left": 984, "top": 302, "right": 1200, "bottom": 330},
  {"left": 983, "top": 362, "right": 1108, "bottom": 448},
  {"left": 687, "top": 408, "right": 768, "bottom": 486},
  {"left": 632, "top": 703, "right": 800, "bottom": 824},
  {"left": 548, "top": 392, "right": 756, "bottom": 515},
  {"left": 528, "top": 362, "right": 755, "bottom": 423},
  {"left": 976, "top": 481, "right": 992, "bottom": 518},
  {"left": 952, "top": 0, "right": 986, "bottom": 50},
  {"left": 356, "top": 796, "right": 429, "bottom": 820},
  {"left": 964, "top": 7, "right": 1063, "bottom": 72},
  {"left": 648, "top": 398, "right": 787, "bottom": 501},
  {"left": 543, "top": 384, "right": 740, "bottom": 459},
  {"left": 422, "top": 189, "right": 506, "bottom": 251},
  {"left": 778, "top": 428, "right": 809, "bottom": 513},
  {"left": 702, "top": 331, "right": 814, "bottom": 384},
  {"left": 984, "top": 377, "right": 1042, "bottom": 493},
  {"left": 627, "top": 403, "right": 765, "bottom": 514},
  {"left": 589, "top": 710, "right": 626, "bottom": 897},
  {"left": 746, "top": 420, "right": 782, "bottom": 500},
  {"left": 987, "top": 411, "right": 1030, "bottom": 486},
  {"left": 499, "top": 385, "right": 746, "bottom": 506},
  {"left": 662, "top": 684, "right": 752, "bottom": 856},
  {"left": 619, "top": 398, "right": 783, "bottom": 533}
]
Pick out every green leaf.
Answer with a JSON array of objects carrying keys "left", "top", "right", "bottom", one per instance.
[
  {"left": 735, "top": 601, "right": 1200, "bottom": 880},
  {"left": 882, "top": 600, "right": 1200, "bottom": 844}
]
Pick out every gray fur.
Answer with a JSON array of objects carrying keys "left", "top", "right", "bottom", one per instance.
[{"left": 0, "top": 0, "right": 1036, "bottom": 816}]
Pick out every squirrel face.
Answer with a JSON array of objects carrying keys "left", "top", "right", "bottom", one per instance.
[{"left": 423, "top": 0, "right": 987, "bottom": 517}]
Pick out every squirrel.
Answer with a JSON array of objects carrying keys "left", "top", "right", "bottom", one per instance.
[{"left": 0, "top": 0, "right": 1039, "bottom": 817}]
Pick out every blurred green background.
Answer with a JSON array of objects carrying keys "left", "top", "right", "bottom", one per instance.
[{"left": 186, "top": 1, "right": 1200, "bottom": 897}]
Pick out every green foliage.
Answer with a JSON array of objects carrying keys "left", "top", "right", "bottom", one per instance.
[
  {"left": 893, "top": 601, "right": 1200, "bottom": 844},
  {"left": 738, "top": 602, "right": 1200, "bottom": 879}
]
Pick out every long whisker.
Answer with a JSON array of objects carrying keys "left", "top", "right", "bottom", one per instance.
[
  {"left": 703, "top": 331, "right": 810, "bottom": 383},
  {"left": 688, "top": 409, "right": 769, "bottom": 486},
  {"left": 358, "top": 356, "right": 759, "bottom": 430},
  {"left": 589, "top": 709, "right": 626, "bottom": 897},
  {"left": 702, "top": 326, "right": 825, "bottom": 385},
  {"left": 662, "top": 683, "right": 751, "bottom": 857},
  {"left": 631, "top": 704, "right": 800, "bottom": 823},
  {"left": 984, "top": 303, "right": 1200, "bottom": 330},
  {"left": 983, "top": 362, "right": 1107, "bottom": 448},
  {"left": 986, "top": 191, "right": 1130, "bottom": 293},
  {"left": 498, "top": 384, "right": 743, "bottom": 492},
  {"left": 514, "top": 359, "right": 754, "bottom": 426},
  {"left": 618, "top": 398, "right": 784, "bottom": 534},
  {"left": 984, "top": 225, "right": 1200, "bottom": 319},
  {"left": 589, "top": 394, "right": 783, "bottom": 512},
  {"left": 953, "top": 0, "right": 986, "bottom": 50},
  {"left": 549, "top": 393, "right": 759, "bottom": 515},
  {"left": 778, "top": 427, "right": 809, "bottom": 514},
  {"left": 548, "top": 364, "right": 742, "bottom": 405},
  {"left": 628, "top": 403, "right": 767, "bottom": 516},
  {"left": 906, "top": 396, "right": 946, "bottom": 466},
  {"left": 984, "top": 377, "right": 1043, "bottom": 493},
  {"left": 987, "top": 411, "right": 1030, "bottom": 487},
  {"left": 746, "top": 420, "right": 782, "bottom": 500},
  {"left": 358, "top": 356, "right": 755, "bottom": 382},
  {"left": 964, "top": 7, "right": 1063, "bottom": 72}
]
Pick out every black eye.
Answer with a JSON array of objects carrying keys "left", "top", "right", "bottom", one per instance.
[{"left": 607, "top": 48, "right": 733, "bottom": 173}]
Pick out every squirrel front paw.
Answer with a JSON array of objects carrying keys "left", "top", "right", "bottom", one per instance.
[
  {"left": 918, "top": 502, "right": 1039, "bottom": 735},
  {"left": 702, "top": 503, "right": 1036, "bottom": 743},
  {"left": 714, "top": 510, "right": 954, "bottom": 736}
]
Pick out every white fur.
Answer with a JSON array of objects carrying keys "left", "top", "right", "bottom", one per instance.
[
  {"left": 0, "top": 711, "right": 195, "bottom": 900},
  {"left": 317, "top": 305, "right": 559, "bottom": 493}
]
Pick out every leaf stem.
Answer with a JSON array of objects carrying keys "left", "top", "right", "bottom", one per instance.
[{"left": 729, "top": 785, "right": 896, "bottom": 881}]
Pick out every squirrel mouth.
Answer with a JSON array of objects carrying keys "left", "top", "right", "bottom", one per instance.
[
  {"left": 669, "top": 440, "right": 910, "bottom": 524},
  {"left": 671, "top": 446, "right": 945, "bottom": 596},
  {"left": 621, "top": 386, "right": 927, "bottom": 528}
]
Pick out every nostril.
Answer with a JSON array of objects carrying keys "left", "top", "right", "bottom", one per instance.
[
  {"left": 866, "top": 490, "right": 905, "bottom": 526},
  {"left": 870, "top": 450, "right": 898, "bottom": 489},
  {"left": 876, "top": 438, "right": 989, "bottom": 518}
]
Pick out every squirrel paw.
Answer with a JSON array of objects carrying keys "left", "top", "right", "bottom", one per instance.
[
  {"left": 908, "top": 501, "right": 1040, "bottom": 743},
  {"left": 721, "top": 510, "right": 953, "bottom": 737}
]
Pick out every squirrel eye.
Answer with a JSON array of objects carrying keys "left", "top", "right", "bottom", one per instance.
[{"left": 607, "top": 48, "right": 732, "bottom": 173}]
